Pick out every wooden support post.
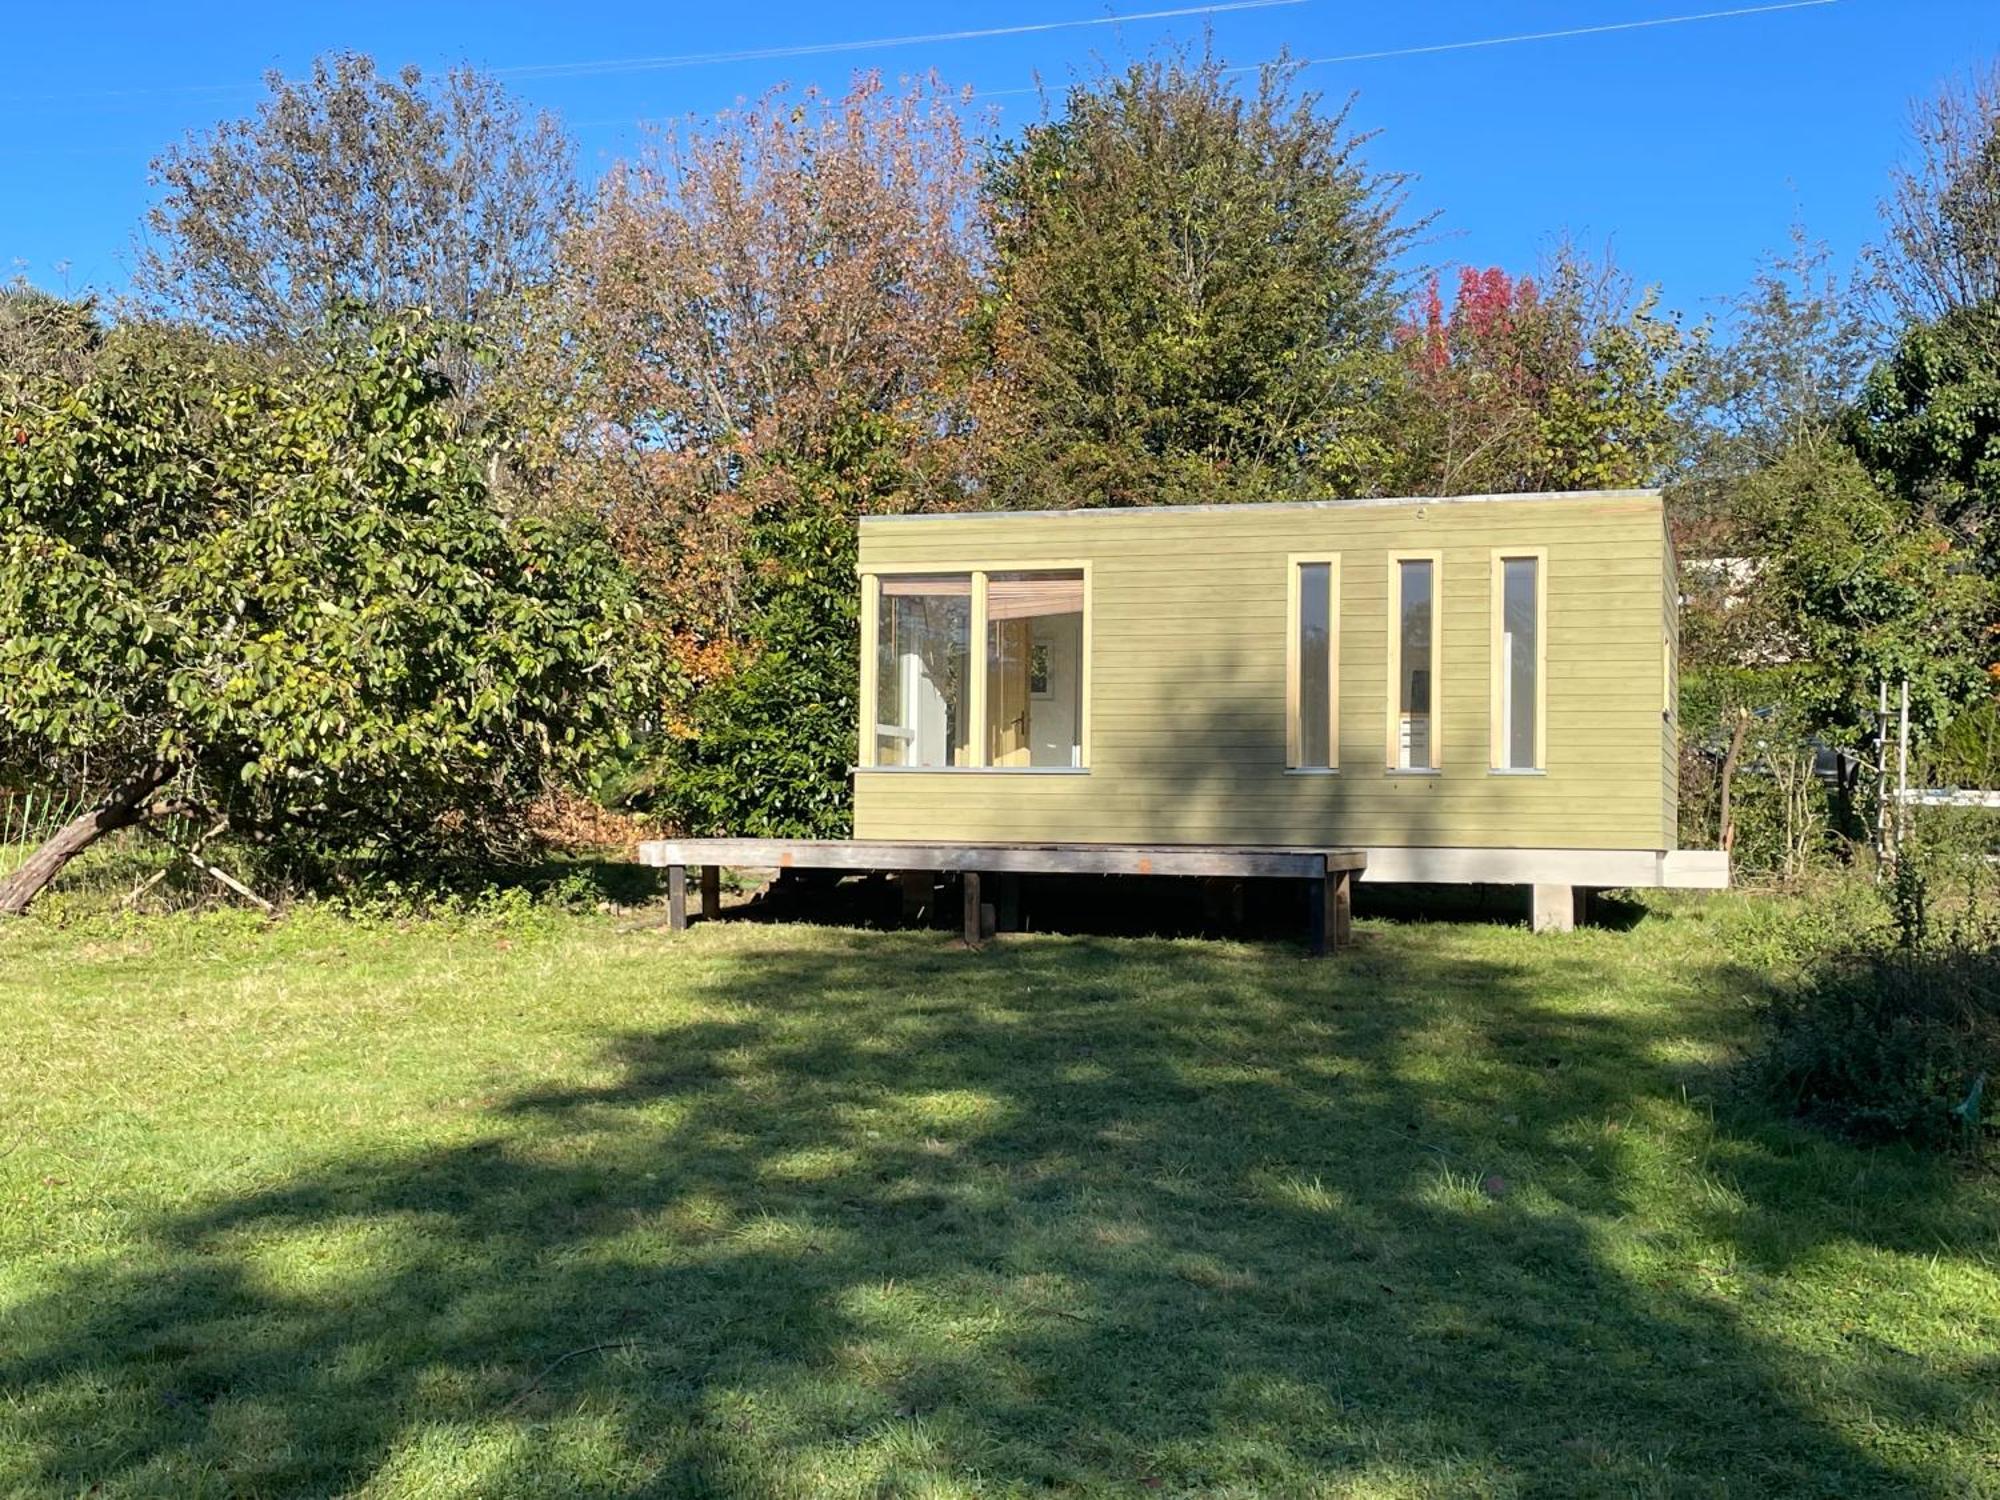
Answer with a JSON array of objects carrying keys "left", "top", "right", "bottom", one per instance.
[
  {"left": 1331, "top": 867, "right": 1353, "bottom": 950},
  {"left": 996, "top": 873, "right": 1021, "bottom": 933},
  {"left": 699, "top": 865, "right": 721, "bottom": 922},
  {"left": 668, "top": 864, "right": 688, "bottom": 932},
  {"left": 961, "top": 871, "right": 984, "bottom": 949},
  {"left": 1307, "top": 875, "right": 1328, "bottom": 958}
]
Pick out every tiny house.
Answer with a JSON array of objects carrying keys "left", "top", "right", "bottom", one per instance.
[{"left": 853, "top": 488, "right": 1724, "bottom": 926}]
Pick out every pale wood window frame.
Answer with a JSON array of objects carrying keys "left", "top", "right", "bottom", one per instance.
[
  {"left": 1488, "top": 548, "right": 1548, "bottom": 772},
  {"left": 856, "top": 560, "right": 1092, "bottom": 770},
  {"left": 1286, "top": 553, "right": 1340, "bottom": 770},
  {"left": 1385, "top": 551, "right": 1444, "bottom": 772}
]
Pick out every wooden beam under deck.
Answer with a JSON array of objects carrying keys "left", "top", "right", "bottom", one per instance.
[
  {"left": 640, "top": 838, "right": 1363, "bottom": 952},
  {"left": 640, "top": 838, "right": 1362, "bottom": 881}
]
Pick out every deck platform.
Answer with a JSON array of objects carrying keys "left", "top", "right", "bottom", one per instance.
[{"left": 636, "top": 838, "right": 1366, "bottom": 954}]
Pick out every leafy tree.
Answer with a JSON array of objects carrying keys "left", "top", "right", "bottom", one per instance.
[
  {"left": 1846, "top": 301, "right": 2000, "bottom": 566},
  {"left": 1383, "top": 252, "right": 1693, "bottom": 498},
  {"left": 133, "top": 52, "right": 574, "bottom": 389},
  {"left": 1672, "top": 234, "right": 1876, "bottom": 671},
  {"left": 1671, "top": 237, "right": 1994, "bottom": 849},
  {"left": 543, "top": 75, "right": 985, "bottom": 834},
  {"left": 980, "top": 51, "right": 1417, "bottom": 507},
  {"left": 0, "top": 313, "right": 647, "bottom": 914},
  {"left": 1869, "top": 59, "right": 2000, "bottom": 326},
  {"left": 0, "top": 283, "right": 103, "bottom": 385},
  {"left": 1752, "top": 441, "right": 1990, "bottom": 748},
  {"left": 643, "top": 419, "right": 897, "bottom": 836}
]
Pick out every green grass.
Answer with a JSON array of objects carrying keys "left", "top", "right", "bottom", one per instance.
[{"left": 1, "top": 897, "right": 1996, "bottom": 1497}]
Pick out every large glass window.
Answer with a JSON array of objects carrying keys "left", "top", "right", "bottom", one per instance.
[
  {"left": 1394, "top": 558, "right": 1436, "bottom": 770},
  {"left": 875, "top": 575, "right": 972, "bottom": 766},
  {"left": 1497, "top": 556, "right": 1540, "bottom": 769},
  {"left": 1291, "top": 559, "right": 1336, "bottom": 768},
  {"left": 987, "top": 571, "right": 1084, "bottom": 767}
]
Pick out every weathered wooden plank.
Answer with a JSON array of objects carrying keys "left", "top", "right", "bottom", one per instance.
[
  {"left": 961, "top": 871, "right": 983, "bottom": 948},
  {"left": 638, "top": 838, "right": 1362, "bottom": 880},
  {"left": 667, "top": 865, "right": 687, "bottom": 932}
]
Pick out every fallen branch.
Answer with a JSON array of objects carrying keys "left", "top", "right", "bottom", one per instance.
[
  {"left": 129, "top": 817, "right": 276, "bottom": 913},
  {"left": 125, "top": 818, "right": 229, "bottom": 910},
  {"left": 182, "top": 845, "right": 275, "bottom": 913}
]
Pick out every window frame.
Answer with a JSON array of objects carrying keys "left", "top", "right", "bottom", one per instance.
[
  {"left": 1488, "top": 548, "right": 1548, "bottom": 774},
  {"left": 856, "top": 560, "right": 1092, "bottom": 772},
  {"left": 1285, "top": 552, "right": 1341, "bottom": 772},
  {"left": 1386, "top": 550, "right": 1444, "bottom": 773}
]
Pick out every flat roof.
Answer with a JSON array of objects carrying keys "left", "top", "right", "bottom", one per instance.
[{"left": 859, "top": 487, "right": 1663, "bottom": 526}]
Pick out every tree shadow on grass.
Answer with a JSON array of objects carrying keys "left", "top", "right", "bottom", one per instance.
[{"left": 1, "top": 929, "right": 1993, "bottom": 1496}]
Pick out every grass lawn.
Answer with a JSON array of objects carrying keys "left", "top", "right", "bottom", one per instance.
[{"left": 1, "top": 896, "right": 1996, "bottom": 1497}]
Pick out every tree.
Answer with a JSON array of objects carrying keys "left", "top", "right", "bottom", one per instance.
[
  {"left": 980, "top": 51, "right": 1416, "bottom": 508},
  {"left": 1670, "top": 235, "right": 1994, "bottom": 850},
  {"left": 1869, "top": 59, "right": 2000, "bottom": 326},
  {"left": 1675, "top": 232, "right": 1874, "bottom": 537},
  {"left": 1846, "top": 301, "right": 2000, "bottom": 567},
  {"left": 542, "top": 74, "right": 986, "bottom": 835},
  {"left": 1753, "top": 441, "right": 1990, "bottom": 748},
  {"left": 1384, "top": 251, "right": 1693, "bottom": 499},
  {"left": 0, "top": 313, "right": 647, "bottom": 914},
  {"left": 0, "top": 283, "right": 103, "bottom": 385},
  {"left": 1672, "top": 233, "right": 1875, "bottom": 671},
  {"left": 133, "top": 52, "right": 574, "bottom": 385}
]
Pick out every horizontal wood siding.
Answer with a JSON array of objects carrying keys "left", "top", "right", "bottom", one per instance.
[
  {"left": 1663, "top": 516, "right": 1682, "bottom": 850},
  {"left": 855, "top": 494, "right": 1673, "bottom": 850}
]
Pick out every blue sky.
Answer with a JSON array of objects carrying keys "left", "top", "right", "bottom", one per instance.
[{"left": 1, "top": 1, "right": 1995, "bottom": 322}]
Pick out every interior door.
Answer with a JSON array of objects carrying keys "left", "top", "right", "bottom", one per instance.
[{"left": 991, "top": 618, "right": 1032, "bottom": 766}]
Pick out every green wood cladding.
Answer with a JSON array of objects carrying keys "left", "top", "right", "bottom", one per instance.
[{"left": 855, "top": 490, "right": 1677, "bottom": 852}]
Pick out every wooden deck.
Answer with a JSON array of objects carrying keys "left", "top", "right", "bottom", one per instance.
[{"left": 636, "top": 839, "right": 1366, "bottom": 954}]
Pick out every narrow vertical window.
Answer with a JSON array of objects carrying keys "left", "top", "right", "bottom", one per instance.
[
  {"left": 1392, "top": 557, "right": 1438, "bottom": 770},
  {"left": 875, "top": 575, "right": 972, "bottom": 766},
  {"left": 1494, "top": 555, "right": 1542, "bottom": 770},
  {"left": 1288, "top": 557, "right": 1337, "bottom": 768},
  {"left": 986, "top": 570, "right": 1085, "bottom": 767}
]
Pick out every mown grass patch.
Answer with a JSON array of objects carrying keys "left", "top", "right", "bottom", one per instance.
[{"left": 0, "top": 898, "right": 1995, "bottom": 1497}]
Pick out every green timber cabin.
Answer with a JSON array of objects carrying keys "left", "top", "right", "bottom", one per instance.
[{"left": 855, "top": 488, "right": 1725, "bottom": 922}]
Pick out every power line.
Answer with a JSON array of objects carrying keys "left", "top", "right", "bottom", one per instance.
[
  {"left": 497, "top": 0, "right": 1308, "bottom": 82},
  {"left": 0, "top": 0, "right": 1307, "bottom": 107},
  {"left": 0, "top": 0, "right": 1843, "bottom": 146},
  {"left": 973, "top": 0, "right": 1840, "bottom": 97}
]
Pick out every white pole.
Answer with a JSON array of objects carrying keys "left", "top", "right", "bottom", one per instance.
[
  {"left": 1897, "top": 679, "right": 1911, "bottom": 851},
  {"left": 1876, "top": 679, "right": 1890, "bottom": 870}
]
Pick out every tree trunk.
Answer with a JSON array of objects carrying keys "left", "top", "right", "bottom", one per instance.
[
  {"left": 1717, "top": 709, "right": 1750, "bottom": 854},
  {"left": 0, "top": 765, "right": 173, "bottom": 916}
]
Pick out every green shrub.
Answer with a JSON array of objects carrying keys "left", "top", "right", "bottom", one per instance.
[
  {"left": 1752, "top": 827, "right": 2000, "bottom": 1152},
  {"left": 1754, "top": 941, "right": 1997, "bottom": 1152}
]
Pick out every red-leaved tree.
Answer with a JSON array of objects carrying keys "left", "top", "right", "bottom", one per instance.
[{"left": 1387, "top": 251, "right": 1692, "bottom": 497}]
